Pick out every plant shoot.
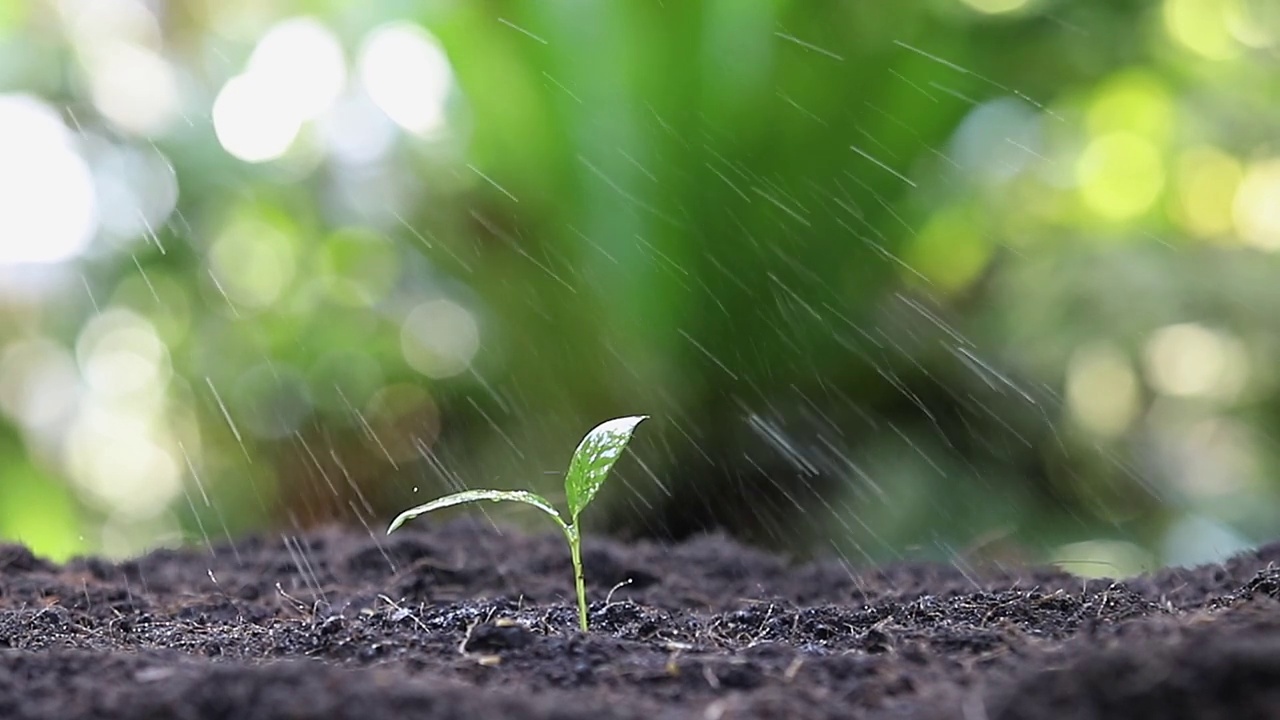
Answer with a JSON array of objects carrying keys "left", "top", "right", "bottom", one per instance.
[{"left": 387, "top": 415, "right": 648, "bottom": 631}]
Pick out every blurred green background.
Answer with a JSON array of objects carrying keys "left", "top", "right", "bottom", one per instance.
[{"left": 1, "top": 0, "right": 1278, "bottom": 577}]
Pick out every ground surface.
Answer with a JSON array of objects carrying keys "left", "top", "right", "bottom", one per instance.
[{"left": 3, "top": 520, "right": 1280, "bottom": 719}]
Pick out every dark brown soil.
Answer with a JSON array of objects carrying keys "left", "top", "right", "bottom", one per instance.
[{"left": 3, "top": 519, "right": 1280, "bottom": 719}]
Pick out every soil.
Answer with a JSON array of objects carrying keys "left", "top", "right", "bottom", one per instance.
[{"left": 3, "top": 519, "right": 1280, "bottom": 719}]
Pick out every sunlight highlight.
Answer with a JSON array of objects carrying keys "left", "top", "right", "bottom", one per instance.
[
  {"left": 66, "top": 311, "right": 181, "bottom": 520},
  {"left": 212, "top": 17, "right": 345, "bottom": 163},
  {"left": 247, "top": 18, "right": 346, "bottom": 122},
  {"left": 1233, "top": 158, "right": 1280, "bottom": 251},
  {"left": 207, "top": 215, "right": 298, "bottom": 309},
  {"left": 1162, "top": 0, "right": 1243, "bottom": 60},
  {"left": 212, "top": 72, "right": 304, "bottom": 163},
  {"left": 0, "top": 95, "right": 98, "bottom": 266},
  {"left": 1077, "top": 133, "right": 1164, "bottom": 222},
  {"left": 358, "top": 23, "right": 454, "bottom": 136},
  {"left": 1065, "top": 343, "right": 1139, "bottom": 437},
  {"left": 1172, "top": 146, "right": 1241, "bottom": 239},
  {"left": 401, "top": 299, "right": 480, "bottom": 378},
  {"left": 1143, "top": 323, "right": 1247, "bottom": 400},
  {"left": 960, "top": 0, "right": 1030, "bottom": 14}
]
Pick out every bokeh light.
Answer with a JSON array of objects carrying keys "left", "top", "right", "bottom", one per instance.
[
  {"left": 401, "top": 299, "right": 480, "bottom": 378},
  {"left": 0, "top": 95, "right": 98, "bottom": 266},
  {"left": 206, "top": 213, "right": 298, "bottom": 309},
  {"left": 1065, "top": 343, "right": 1140, "bottom": 437},
  {"left": 358, "top": 23, "right": 455, "bottom": 137},
  {"left": 1172, "top": 146, "right": 1242, "bottom": 239},
  {"left": 212, "top": 17, "right": 346, "bottom": 163},
  {"left": 960, "top": 0, "right": 1031, "bottom": 14},
  {"left": 1076, "top": 132, "right": 1165, "bottom": 221},
  {"left": 1162, "top": 0, "right": 1244, "bottom": 60},
  {"left": 1233, "top": 159, "right": 1280, "bottom": 250},
  {"left": 1142, "top": 323, "right": 1247, "bottom": 400},
  {"left": 246, "top": 18, "right": 346, "bottom": 123},
  {"left": 212, "top": 72, "right": 305, "bottom": 163}
]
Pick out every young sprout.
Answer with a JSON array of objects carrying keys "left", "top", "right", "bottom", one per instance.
[{"left": 387, "top": 415, "right": 648, "bottom": 631}]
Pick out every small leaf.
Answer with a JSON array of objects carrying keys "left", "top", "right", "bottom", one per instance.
[
  {"left": 387, "top": 489, "right": 564, "bottom": 534},
  {"left": 565, "top": 415, "right": 648, "bottom": 522}
]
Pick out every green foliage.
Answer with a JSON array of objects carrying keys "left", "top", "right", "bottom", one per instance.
[
  {"left": 1, "top": 0, "right": 1277, "bottom": 568},
  {"left": 388, "top": 416, "right": 647, "bottom": 631}
]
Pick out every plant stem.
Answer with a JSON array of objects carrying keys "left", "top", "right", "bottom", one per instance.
[{"left": 567, "top": 525, "right": 588, "bottom": 631}]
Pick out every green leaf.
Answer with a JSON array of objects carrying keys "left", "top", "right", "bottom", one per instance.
[
  {"left": 387, "top": 489, "right": 564, "bottom": 534},
  {"left": 565, "top": 415, "right": 648, "bottom": 522}
]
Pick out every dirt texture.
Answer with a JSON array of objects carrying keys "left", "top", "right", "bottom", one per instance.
[{"left": 3, "top": 519, "right": 1280, "bottom": 719}]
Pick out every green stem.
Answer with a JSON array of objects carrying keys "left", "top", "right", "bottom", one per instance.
[{"left": 567, "top": 524, "right": 588, "bottom": 631}]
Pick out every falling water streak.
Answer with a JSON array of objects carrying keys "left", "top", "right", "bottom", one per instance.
[
  {"left": 131, "top": 255, "right": 161, "bottom": 302},
  {"left": 777, "top": 91, "right": 828, "bottom": 125},
  {"left": 703, "top": 145, "right": 755, "bottom": 182},
  {"left": 293, "top": 430, "right": 339, "bottom": 495},
  {"left": 892, "top": 40, "right": 975, "bottom": 74},
  {"left": 618, "top": 148, "right": 658, "bottom": 182},
  {"left": 768, "top": 273, "right": 825, "bottom": 322},
  {"left": 182, "top": 490, "right": 217, "bottom": 558},
  {"left": 415, "top": 437, "right": 465, "bottom": 492},
  {"left": 750, "top": 186, "right": 811, "bottom": 226},
  {"left": 629, "top": 452, "right": 671, "bottom": 499},
  {"left": 470, "top": 210, "right": 578, "bottom": 293},
  {"left": 849, "top": 144, "right": 918, "bottom": 187},
  {"left": 853, "top": 124, "right": 901, "bottom": 162},
  {"left": 773, "top": 31, "right": 845, "bottom": 61},
  {"left": 929, "top": 82, "right": 980, "bottom": 106},
  {"left": 936, "top": 539, "right": 985, "bottom": 591},
  {"left": 961, "top": 392, "right": 1034, "bottom": 449},
  {"left": 464, "top": 397, "right": 526, "bottom": 460},
  {"left": 632, "top": 233, "right": 691, "bottom": 277},
  {"left": 205, "top": 377, "right": 252, "bottom": 464},
  {"left": 209, "top": 500, "right": 243, "bottom": 565},
  {"left": 281, "top": 533, "right": 327, "bottom": 605},
  {"left": 569, "top": 225, "right": 619, "bottom": 264},
  {"left": 862, "top": 102, "right": 964, "bottom": 171},
  {"left": 747, "top": 414, "right": 820, "bottom": 476},
  {"left": 742, "top": 455, "right": 807, "bottom": 513},
  {"left": 349, "top": 499, "right": 397, "bottom": 573},
  {"left": 759, "top": 176, "right": 812, "bottom": 214},
  {"left": 950, "top": 346, "right": 1039, "bottom": 406},
  {"left": 178, "top": 450, "right": 244, "bottom": 561},
  {"left": 497, "top": 17, "right": 549, "bottom": 44},
  {"left": 888, "top": 422, "right": 950, "bottom": 478},
  {"left": 206, "top": 269, "right": 241, "bottom": 317},
  {"left": 707, "top": 163, "right": 751, "bottom": 201},
  {"left": 64, "top": 105, "right": 84, "bottom": 133},
  {"left": 79, "top": 273, "right": 100, "bottom": 314},
  {"left": 677, "top": 329, "right": 740, "bottom": 380},
  {"left": 897, "top": 294, "right": 972, "bottom": 347},
  {"left": 177, "top": 441, "right": 210, "bottom": 506},
  {"left": 1005, "top": 137, "right": 1053, "bottom": 164},
  {"left": 330, "top": 448, "right": 375, "bottom": 516},
  {"left": 839, "top": 220, "right": 931, "bottom": 284},
  {"left": 335, "top": 385, "right": 399, "bottom": 469},
  {"left": 466, "top": 163, "right": 520, "bottom": 202},
  {"left": 668, "top": 418, "right": 714, "bottom": 465},
  {"left": 845, "top": 499, "right": 901, "bottom": 559},
  {"left": 872, "top": 365, "right": 939, "bottom": 426},
  {"left": 541, "top": 72, "right": 583, "bottom": 104},
  {"left": 577, "top": 154, "right": 683, "bottom": 225},
  {"left": 888, "top": 68, "right": 939, "bottom": 102},
  {"left": 137, "top": 208, "right": 165, "bottom": 255},
  {"left": 816, "top": 435, "right": 887, "bottom": 501}
]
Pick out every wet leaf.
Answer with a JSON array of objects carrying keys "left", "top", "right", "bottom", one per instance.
[
  {"left": 387, "top": 489, "right": 564, "bottom": 534},
  {"left": 564, "top": 415, "right": 648, "bottom": 523}
]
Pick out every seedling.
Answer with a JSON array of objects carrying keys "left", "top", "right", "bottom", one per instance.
[{"left": 387, "top": 415, "right": 648, "bottom": 631}]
